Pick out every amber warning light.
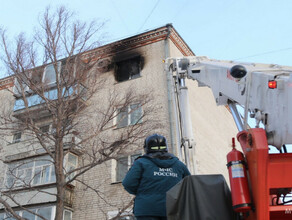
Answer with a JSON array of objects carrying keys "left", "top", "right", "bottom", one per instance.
[{"left": 268, "top": 80, "right": 277, "bottom": 89}]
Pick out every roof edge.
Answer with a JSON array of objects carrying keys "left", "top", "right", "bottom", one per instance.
[{"left": 0, "top": 24, "right": 194, "bottom": 85}]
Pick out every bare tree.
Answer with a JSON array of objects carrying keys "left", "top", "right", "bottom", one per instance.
[{"left": 0, "top": 6, "right": 158, "bottom": 220}]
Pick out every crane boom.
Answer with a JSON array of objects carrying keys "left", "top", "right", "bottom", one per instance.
[{"left": 168, "top": 56, "right": 292, "bottom": 149}]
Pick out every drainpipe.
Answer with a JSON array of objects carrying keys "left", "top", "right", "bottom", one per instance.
[{"left": 164, "top": 24, "right": 183, "bottom": 160}]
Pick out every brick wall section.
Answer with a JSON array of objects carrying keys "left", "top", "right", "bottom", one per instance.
[{"left": 0, "top": 76, "right": 13, "bottom": 90}]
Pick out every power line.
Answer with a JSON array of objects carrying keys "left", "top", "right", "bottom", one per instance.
[
  {"left": 137, "top": 0, "right": 160, "bottom": 32},
  {"left": 233, "top": 47, "right": 292, "bottom": 61},
  {"left": 110, "top": 0, "right": 130, "bottom": 33},
  {"left": 171, "top": 0, "right": 190, "bottom": 21}
]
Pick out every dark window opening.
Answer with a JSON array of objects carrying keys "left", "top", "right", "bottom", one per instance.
[
  {"left": 12, "top": 132, "right": 22, "bottom": 143},
  {"left": 40, "top": 124, "right": 50, "bottom": 133},
  {"left": 115, "top": 57, "right": 141, "bottom": 82}
]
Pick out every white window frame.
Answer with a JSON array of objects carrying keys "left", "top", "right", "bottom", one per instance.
[
  {"left": 107, "top": 209, "right": 135, "bottom": 220},
  {"left": 42, "top": 62, "right": 61, "bottom": 86},
  {"left": 0, "top": 206, "right": 72, "bottom": 220},
  {"left": 64, "top": 152, "right": 78, "bottom": 185},
  {"left": 115, "top": 104, "right": 142, "bottom": 128},
  {"left": 5, "top": 156, "right": 55, "bottom": 188},
  {"left": 13, "top": 74, "right": 30, "bottom": 96},
  {"left": 6, "top": 153, "right": 78, "bottom": 188},
  {"left": 32, "top": 161, "right": 55, "bottom": 186},
  {"left": 63, "top": 210, "right": 73, "bottom": 220},
  {"left": 112, "top": 154, "right": 141, "bottom": 183}
]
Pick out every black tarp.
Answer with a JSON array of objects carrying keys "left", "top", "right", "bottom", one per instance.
[{"left": 166, "top": 175, "right": 237, "bottom": 220}]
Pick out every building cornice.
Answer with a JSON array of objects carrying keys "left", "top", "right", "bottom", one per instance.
[
  {"left": 84, "top": 24, "right": 194, "bottom": 59},
  {"left": 0, "top": 76, "right": 13, "bottom": 90},
  {"left": 169, "top": 28, "right": 194, "bottom": 56}
]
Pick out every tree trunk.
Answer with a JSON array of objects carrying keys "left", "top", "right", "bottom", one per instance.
[{"left": 55, "top": 132, "right": 65, "bottom": 220}]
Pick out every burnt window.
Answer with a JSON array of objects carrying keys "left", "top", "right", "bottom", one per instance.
[{"left": 115, "top": 57, "right": 141, "bottom": 82}]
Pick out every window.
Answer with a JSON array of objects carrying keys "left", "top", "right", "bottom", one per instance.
[
  {"left": 13, "top": 63, "right": 61, "bottom": 97},
  {"left": 13, "top": 77, "right": 29, "bottom": 96},
  {"left": 64, "top": 153, "right": 78, "bottom": 183},
  {"left": 116, "top": 157, "right": 128, "bottom": 182},
  {"left": 107, "top": 210, "right": 136, "bottom": 220},
  {"left": 12, "top": 132, "right": 22, "bottom": 143},
  {"left": 40, "top": 124, "right": 50, "bottom": 133},
  {"left": 39, "top": 123, "right": 59, "bottom": 135},
  {"left": 22, "top": 210, "right": 36, "bottom": 219},
  {"left": 38, "top": 123, "right": 55, "bottom": 134},
  {"left": 6, "top": 154, "right": 78, "bottom": 188},
  {"left": 13, "top": 85, "right": 82, "bottom": 112},
  {"left": 37, "top": 207, "right": 52, "bottom": 220},
  {"left": 0, "top": 212, "right": 16, "bottom": 220},
  {"left": 6, "top": 156, "right": 55, "bottom": 188},
  {"left": 0, "top": 206, "right": 72, "bottom": 220},
  {"left": 116, "top": 104, "right": 142, "bottom": 128},
  {"left": 43, "top": 62, "right": 61, "bottom": 85},
  {"left": 63, "top": 210, "right": 72, "bottom": 220},
  {"left": 13, "top": 90, "right": 52, "bottom": 112},
  {"left": 13, "top": 70, "right": 43, "bottom": 97},
  {"left": 118, "top": 217, "right": 136, "bottom": 220},
  {"left": 32, "top": 159, "right": 55, "bottom": 185},
  {"left": 116, "top": 57, "right": 141, "bottom": 82},
  {"left": 115, "top": 154, "right": 141, "bottom": 182}
]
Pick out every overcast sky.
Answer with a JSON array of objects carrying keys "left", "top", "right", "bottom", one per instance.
[{"left": 1, "top": 0, "right": 292, "bottom": 77}]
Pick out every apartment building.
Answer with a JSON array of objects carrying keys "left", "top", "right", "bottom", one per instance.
[{"left": 0, "top": 24, "right": 238, "bottom": 220}]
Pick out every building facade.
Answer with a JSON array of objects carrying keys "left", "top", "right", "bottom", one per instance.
[{"left": 0, "top": 25, "right": 238, "bottom": 220}]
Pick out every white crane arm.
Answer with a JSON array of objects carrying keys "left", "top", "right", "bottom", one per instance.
[{"left": 168, "top": 56, "right": 292, "bottom": 149}]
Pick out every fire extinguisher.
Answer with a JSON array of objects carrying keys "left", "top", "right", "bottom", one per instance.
[{"left": 227, "top": 138, "right": 251, "bottom": 213}]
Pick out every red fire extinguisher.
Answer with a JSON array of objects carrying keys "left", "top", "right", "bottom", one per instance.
[{"left": 227, "top": 138, "right": 251, "bottom": 213}]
